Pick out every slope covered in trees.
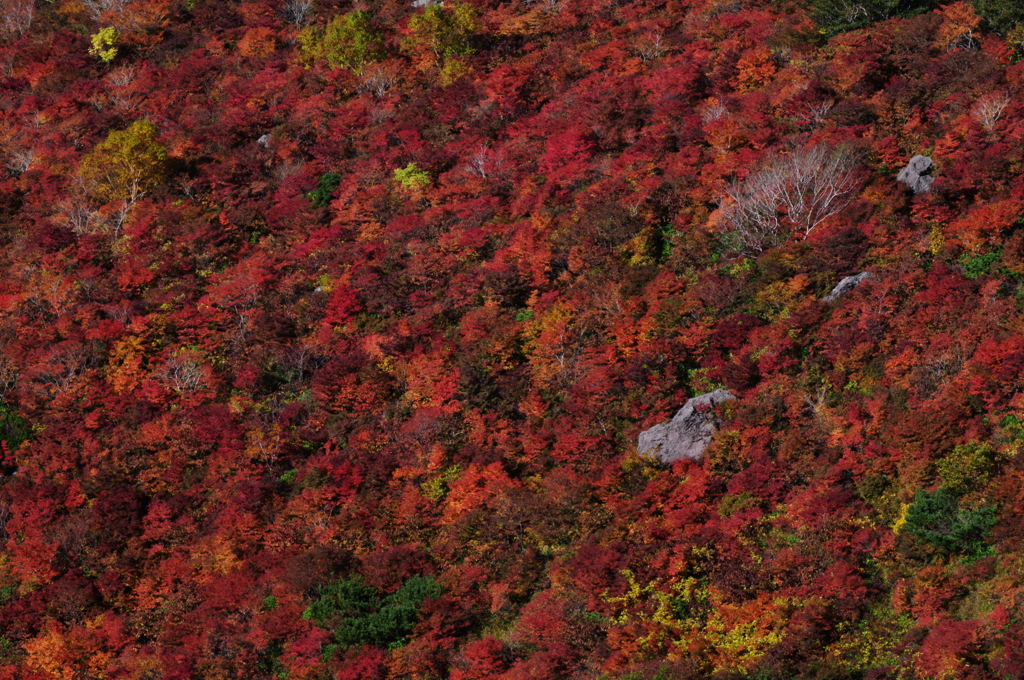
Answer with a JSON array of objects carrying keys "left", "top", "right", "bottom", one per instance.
[{"left": 2, "top": 0, "right": 1024, "bottom": 677}]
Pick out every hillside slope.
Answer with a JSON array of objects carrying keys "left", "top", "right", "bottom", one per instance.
[{"left": 3, "top": 0, "right": 1024, "bottom": 678}]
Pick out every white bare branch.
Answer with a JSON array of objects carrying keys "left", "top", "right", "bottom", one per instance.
[
  {"left": 700, "top": 100, "right": 728, "bottom": 124},
  {"left": 467, "top": 145, "right": 493, "bottom": 179},
  {"left": 721, "top": 144, "right": 861, "bottom": 252},
  {"left": 106, "top": 66, "right": 143, "bottom": 112},
  {"left": 82, "top": 0, "right": 130, "bottom": 22},
  {"left": 5, "top": 148, "right": 34, "bottom": 174},
  {"left": 283, "top": 0, "right": 314, "bottom": 27},
  {"left": 796, "top": 99, "right": 834, "bottom": 128},
  {"left": 356, "top": 61, "right": 400, "bottom": 98},
  {"left": 972, "top": 93, "right": 1010, "bottom": 132},
  {"left": 159, "top": 352, "right": 208, "bottom": 395},
  {"left": 0, "top": 0, "right": 34, "bottom": 40},
  {"left": 635, "top": 32, "right": 668, "bottom": 62}
]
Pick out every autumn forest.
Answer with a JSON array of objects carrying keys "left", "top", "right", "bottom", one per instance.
[{"left": 2, "top": 0, "right": 1024, "bottom": 677}]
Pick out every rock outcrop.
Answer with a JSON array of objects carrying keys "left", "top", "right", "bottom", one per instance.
[
  {"left": 638, "top": 389, "right": 736, "bottom": 464},
  {"left": 897, "top": 155, "right": 934, "bottom": 194},
  {"left": 824, "top": 271, "right": 876, "bottom": 302}
]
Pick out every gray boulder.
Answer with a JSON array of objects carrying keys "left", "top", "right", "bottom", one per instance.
[
  {"left": 897, "top": 155, "right": 934, "bottom": 194},
  {"left": 824, "top": 271, "right": 876, "bottom": 302},
  {"left": 638, "top": 389, "right": 736, "bottom": 464}
]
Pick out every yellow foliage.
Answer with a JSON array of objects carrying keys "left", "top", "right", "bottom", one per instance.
[
  {"left": 190, "top": 534, "right": 240, "bottom": 579},
  {"left": 749, "top": 274, "right": 809, "bottom": 322},
  {"left": 602, "top": 569, "right": 658, "bottom": 625},
  {"left": 702, "top": 597, "right": 798, "bottom": 671},
  {"left": 79, "top": 120, "right": 168, "bottom": 204},
  {"left": 736, "top": 47, "right": 777, "bottom": 91},
  {"left": 824, "top": 604, "right": 914, "bottom": 674},
  {"left": 25, "top": 625, "right": 75, "bottom": 680},
  {"left": 422, "top": 465, "right": 462, "bottom": 502},
  {"left": 935, "top": 2, "right": 981, "bottom": 50},
  {"left": 439, "top": 55, "right": 472, "bottom": 85},
  {"left": 245, "top": 424, "right": 284, "bottom": 464},
  {"left": 238, "top": 26, "right": 277, "bottom": 58},
  {"left": 393, "top": 162, "right": 431, "bottom": 191},
  {"left": 891, "top": 502, "right": 910, "bottom": 534},
  {"left": 107, "top": 336, "right": 147, "bottom": 394},
  {"left": 524, "top": 302, "right": 574, "bottom": 386},
  {"left": 89, "top": 27, "right": 119, "bottom": 63},
  {"left": 929, "top": 224, "right": 945, "bottom": 255}
]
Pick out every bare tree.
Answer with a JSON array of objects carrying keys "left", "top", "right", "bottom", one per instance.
[
  {"left": 54, "top": 176, "right": 100, "bottom": 236},
  {"left": 699, "top": 99, "right": 728, "bottom": 124},
  {"left": 778, "top": 145, "right": 861, "bottom": 237},
  {"left": 721, "top": 144, "right": 861, "bottom": 252},
  {"left": 467, "top": 145, "right": 490, "bottom": 179},
  {"left": 721, "top": 164, "right": 790, "bottom": 253},
  {"left": 5, "top": 148, "right": 34, "bottom": 174},
  {"left": 33, "top": 343, "right": 91, "bottom": 396},
  {"left": 0, "top": 353, "right": 18, "bottom": 402},
  {"left": 634, "top": 32, "right": 668, "bottom": 62},
  {"left": 817, "top": 0, "right": 870, "bottom": 27},
  {"left": 526, "top": 0, "right": 564, "bottom": 14},
  {"left": 106, "top": 66, "right": 144, "bottom": 112},
  {"left": 972, "top": 93, "right": 1010, "bottom": 132},
  {"left": 0, "top": 0, "right": 34, "bottom": 40},
  {"left": 797, "top": 100, "right": 834, "bottom": 128},
  {"left": 272, "top": 160, "right": 305, "bottom": 184},
  {"left": 471, "top": 144, "right": 510, "bottom": 180},
  {"left": 278, "top": 343, "right": 327, "bottom": 385},
  {"left": 82, "top": 0, "right": 130, "bottom": 22},
  {"left": 159, "top": 352, "right": 208, "bottom": 395},
  {"left": 357, "top": 61, "right": 400, "bottom": 98},
  {"left": 177, "top": 175, "right": 200, "bottom": 199},
  {"left": 283, "top": 0, "right": 314, "bottom": 27}
]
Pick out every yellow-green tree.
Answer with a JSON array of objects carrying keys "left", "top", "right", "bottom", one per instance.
[
  {"left": 299, "top": 10, "right": 385, "bottom": 72},
  {"left": 89, "top": 27, "right": 119, "bottom": 62},
  {"left": 79, "top": 120, "right": 168, "bottom": 205},
  {"left": 393, "top": 162, "right": 430, "bottom": 191},
  {"left": 402, "top": 2, "right": 479, "bottom": 81}
]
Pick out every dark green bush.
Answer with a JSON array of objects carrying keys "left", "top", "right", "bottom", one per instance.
[
  {"left": 972, "top": 0, "right": 1024, "bottom": 33},
  {"left": 959, "top": 250, "right": 1001, "bottom": 280},
  {"left": 812, "top": 0, "right": 938, "bottom": 36},
  {"left": 303, "top": 574, "right": 442, "bottom": 651},
  {"left": 308, "top": 172, "right": 342, "bottom": 208},
  {"left": 303, "top": 576, "right": 379, "bottom": 626},
  {"left": 0, "top": 405, "right": 30, "bottom": 454},
  {"left": 904, "top": 487, "right": 997, "bottom": 555}
]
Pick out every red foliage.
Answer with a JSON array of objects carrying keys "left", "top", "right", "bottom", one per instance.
[{"left": 2, "top": 0, "right": 1024, "bottom": 676}]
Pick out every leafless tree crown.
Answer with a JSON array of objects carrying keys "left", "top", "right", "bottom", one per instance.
[
  {"left": 721, "top": 144, "right": 861, "bottom": 252},
  {"left": 82, "top": 0, "right": 131, "bottom": 22},
  {"left": 972, "top": 93, "right": 1011, "bottom": 132},
  {"left": 0, "top": 0, "right": 34, "bottom": 40},
  {"left": 635, "top": 32, "right": 668, "bottom": 62},
  {"left": 356, "top": 62, "right": 400, "bottom": 98},
  {"left": 283, "top": 0, "right": 314, "bottom": 27}
]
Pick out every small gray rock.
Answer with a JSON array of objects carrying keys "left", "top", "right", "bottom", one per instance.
[
  {"left": 257, "top": 134, "right": 271, "bottom": 148},
  {"left": 638, "top": 389, "right": 736, "bottom": 464},
  {"left": 824, "top": 271, "right": 876, "bottom": 302},
  {"left": 897, "top": 155, "right": 935, "bottom": 194},
  {"left": 412, "top": 0, "right": 441, "bottom": 6}
]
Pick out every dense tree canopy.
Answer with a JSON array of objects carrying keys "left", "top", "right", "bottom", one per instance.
[{"left": 2, "top": 0, "right": 1024, "bottom": 678}]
